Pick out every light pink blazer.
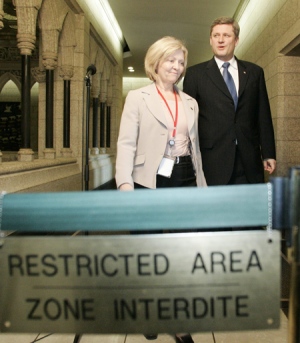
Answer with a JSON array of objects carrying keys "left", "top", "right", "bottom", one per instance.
[{"left": 115, "top": 83, "right": 207, "bottom": 189}]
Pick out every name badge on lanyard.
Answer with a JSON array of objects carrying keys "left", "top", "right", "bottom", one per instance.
[{"left": 156, "top": 87, "right": 178, "bottom": 178}]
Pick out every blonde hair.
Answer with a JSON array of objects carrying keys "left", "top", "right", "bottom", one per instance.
[
  {"left": 210, "top": 16, "right": 240, "bottom": 38},
  {"left": 144, "top": 36, "right": 188, "bottom": 83}
]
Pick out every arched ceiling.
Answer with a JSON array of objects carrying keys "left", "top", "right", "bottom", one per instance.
[{"left": 107, "top": 0, "right": 242, "bottom": 77}]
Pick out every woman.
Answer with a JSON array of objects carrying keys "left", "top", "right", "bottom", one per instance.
[
  {"left": 116, "top": 36, "right": 206, "bottom": 190},
  {"left": 115, "top": 36, "right": 206, "bottom": 343}
]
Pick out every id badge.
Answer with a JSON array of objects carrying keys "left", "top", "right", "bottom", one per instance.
[{"left": 157, "top": 155, "right": 175, "bottom": 178}]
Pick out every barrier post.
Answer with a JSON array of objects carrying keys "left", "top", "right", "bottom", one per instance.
[{"left": 288, "top": 167, "right": 300, "bottom": 343}]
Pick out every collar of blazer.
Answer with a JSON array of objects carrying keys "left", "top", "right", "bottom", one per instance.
[
  {"left": 207, "top": 56, "right": 249, "bottom": 98},
  {"left": 140, "top": 83, "right": 196, "bottom": 133}
]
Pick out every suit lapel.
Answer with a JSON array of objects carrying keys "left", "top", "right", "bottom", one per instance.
[
  {"left": 236, "top": 58, "right": 249, "bottom": 97},
  {"left": 141, "top": 83, "right": 167, "bottom": 127},
  {"left": 206, "top": 58, "right": 232, "bottom": 100},
  {"left": 178, "top": 88, "right": 195, "bottom": 134},
  {"left": 207, "top": 57, "right": 250, "bottom": 104},
  {"left": 141, "top": 84, "right": 195, "bottom": 134}
]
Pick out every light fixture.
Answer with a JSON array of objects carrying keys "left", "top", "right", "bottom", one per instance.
[{"left": 123, "top": 40, "right": 132, "bottom": 58}]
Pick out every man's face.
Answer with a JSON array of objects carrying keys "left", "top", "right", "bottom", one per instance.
[{"left": 210, "top": 24, "right": 239, "bottom": 61}]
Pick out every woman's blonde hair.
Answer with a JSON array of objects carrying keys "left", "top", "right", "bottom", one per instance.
[{"left": 144, "top": 36, "right": 188, "bottom": 83}]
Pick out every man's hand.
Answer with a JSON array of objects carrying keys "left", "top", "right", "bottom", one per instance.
[{"left": 263, "top": 159, "right": 276, "bottom": 174}]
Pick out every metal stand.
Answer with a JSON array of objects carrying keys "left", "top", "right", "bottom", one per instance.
[
  {"left": 74, "top": 113, "right": 90, "bottom": 339},
  {"left": 73, "top": 334, "right": 81, "bottom": 343},
  {"left": 287, "top": 167, "right": 300, "bottom": 343},
  {"left": 84, "top": 74, "right": 91, "bottom": 191}
]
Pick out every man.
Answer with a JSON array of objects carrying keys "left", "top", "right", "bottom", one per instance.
[{"left": 183, "top": 16, "right": 276, "bottom": 185}]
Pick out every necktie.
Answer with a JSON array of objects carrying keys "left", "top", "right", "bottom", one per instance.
[{"left": 222, "top": 62, "right": 238, "bottom": 109}]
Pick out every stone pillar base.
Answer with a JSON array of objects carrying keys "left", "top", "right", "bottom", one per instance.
[
  {"left": 61, "top": 147, "right": 73, "bottom": 157},
  {"left": 18, "top": 148, "right": 34, "bottom": 162},
  {"left": 100, "top": 148, "right": 106, "bottom": 154},
  {"left": 43, "top": 148, "right": 56, "bottom": 159},
  {"left": 91, "top": 147, "right": 99, "bottom": 155}
]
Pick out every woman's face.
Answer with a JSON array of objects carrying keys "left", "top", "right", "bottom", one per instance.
[{"left": 156, "top": 49, "right": 185, "bottom": 85}]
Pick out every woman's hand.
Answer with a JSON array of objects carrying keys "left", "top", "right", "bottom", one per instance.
[{"left": 119, "top": 183, "right": 134, "bottom": 191}]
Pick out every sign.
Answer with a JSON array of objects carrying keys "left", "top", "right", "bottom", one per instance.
[{"left": 0, "top": 231, "right": 280, "bottom": 334}]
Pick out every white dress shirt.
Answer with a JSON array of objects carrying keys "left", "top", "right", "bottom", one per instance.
[{"left": 214, "top": 56, "right": 239, "bottom": 94}]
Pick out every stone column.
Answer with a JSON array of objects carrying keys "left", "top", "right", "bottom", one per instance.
[
  {"left": 31, "top": 66, "right": 46, "bottom": 157},
  {"left": 15, "top": 1, "right": 42, "bottom": 162},
  {"left": 106, "top": 79, "right": 113, "bottom": 149},
  {"left": 99, "top": 79, "right": 107, "bottom": 154},
  {"left": 42, "top": 53, "right": 57, "bottom": 159},
  {"left": 59, "top": 65, "right": 74, "bottom": 157},
  {"left": 91, "top": 80, "right": 100, "bottom": 156},
  {"left": 0, "top": 0, "right": 4, "bottom": 30},
  {"left": 106, "top": 96, "right": 112, "bottom": 149},
  {"left": 0, "top": 1, "right": 3, "bottom": 162},
  {"left": 18, "top": 53, "right": 34, "bottom": 162}
]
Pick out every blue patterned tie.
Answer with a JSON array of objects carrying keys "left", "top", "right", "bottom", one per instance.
[{"left": 222, "top": 62, "right": 238, "bottom": 110}]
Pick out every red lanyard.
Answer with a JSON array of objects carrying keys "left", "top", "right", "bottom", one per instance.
[{"left": 156, "top": 87, "right": 178, "bottom": 138}]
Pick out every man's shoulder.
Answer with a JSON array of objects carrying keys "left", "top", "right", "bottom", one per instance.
[
  {"left": 187, "top": 60, "right": 211, "bottom": 71},
  {"left": 238, "top": 59, "right": 263, "bottom": 71}
]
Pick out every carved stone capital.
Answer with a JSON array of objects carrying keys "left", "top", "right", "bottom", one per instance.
[
  {"left": 31, "top": 67, "right": 46, "bottom": 83},
  {"left": 99, "top": 91, "right": 107, "bottom": 103},
  {"left": 106, "top": 98, "right": 113, "bottom": 106},
  {"left": 91, "top": 87, "right": 100, "bottom": 98},
  {"left": 42, "top": 52, "right": 58, "bottom": 70},
  {"left": 59, "top": 65, "right": 74, "bottom": 80},
  {"left": 100, "top": 79, "right": 107, "bottom": 102},
  {"left": 16, "top": 33, "right": 36, "bottom": 55}
]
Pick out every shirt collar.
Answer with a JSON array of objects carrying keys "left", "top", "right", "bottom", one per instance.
[{"left": 214, "top": 56, "right": 238, "bottom": 70}]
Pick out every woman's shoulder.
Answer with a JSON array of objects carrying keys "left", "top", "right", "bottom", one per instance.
[
  {"left": 124, "top": 83, "right": 155, "bottom": 108},
  {"left": 127, "top": 83, "right": 155, "bottom": 96}
]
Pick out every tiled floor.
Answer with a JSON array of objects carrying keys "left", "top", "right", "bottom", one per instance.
[{"left": 0, "top": 311, "right": 288, "bottom": 343}]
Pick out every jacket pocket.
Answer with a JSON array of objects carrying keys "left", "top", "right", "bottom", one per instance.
[{"left": 134, "top": 154, "right": 145, "bottom": 166}]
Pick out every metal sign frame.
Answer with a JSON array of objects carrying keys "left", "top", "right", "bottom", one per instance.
[{"left": 0, "top": 231, "right": 280, "bottom": 334}]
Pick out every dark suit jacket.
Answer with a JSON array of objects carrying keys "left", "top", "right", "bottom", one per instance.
[{"left": 183, "top": 57, "right": 276, "bottom": 185}]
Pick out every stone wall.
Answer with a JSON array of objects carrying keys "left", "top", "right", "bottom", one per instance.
[
  {"left": 0, "top": 0, "right": 124, "bottom": 192},
  {"left": 236, "top": 0, "right": 300, "bottom": 177}
]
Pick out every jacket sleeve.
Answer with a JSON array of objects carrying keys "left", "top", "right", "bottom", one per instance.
[
  {"left": 257, "top": 69, "right": 276, "bottom": 160},
  {"left": 192, "top": 98, "right": 207, "bottom": 187},
  {"left": 115, "top": 90, "right": 140, "bottom": 189}
]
